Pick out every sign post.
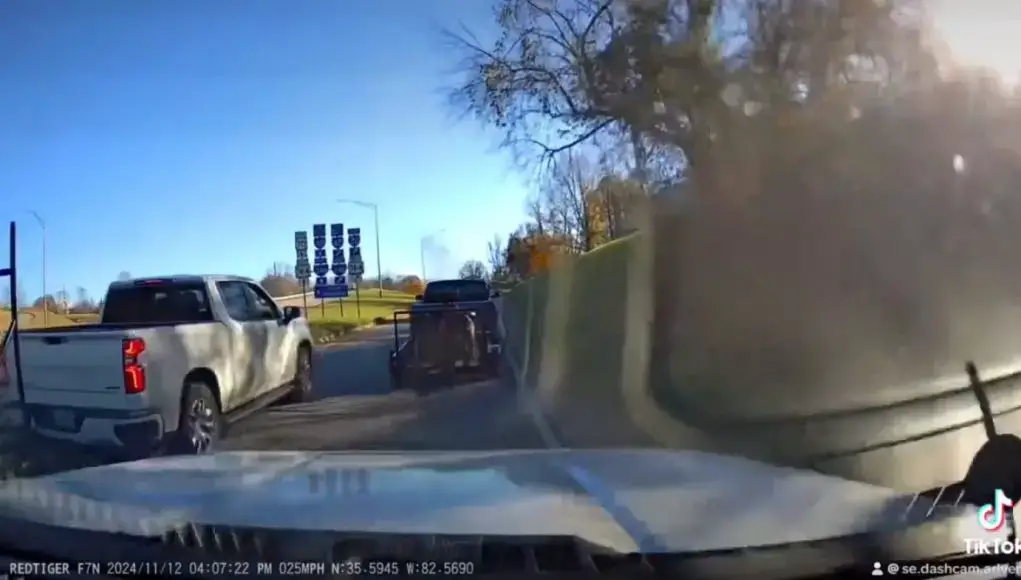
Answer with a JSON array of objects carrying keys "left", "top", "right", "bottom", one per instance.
[
  {"left": 312, "top": 223, "right": 349, "bottom": 305},
  {"left": 312, "top": 224, "right": 330, "bottom": 319},
  {"left": 329, "top": 223, "right": 347, "bottom": 317},
  {"left": 294, "top": 231, "right": 311, "bottom": 318},
  {"left": 348, "top": 227, "right": 364, "bottom": 319}
]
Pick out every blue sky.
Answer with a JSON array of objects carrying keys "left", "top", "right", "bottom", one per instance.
[{"left": 0, "top": 0, "right": 529, "bottom": 301}]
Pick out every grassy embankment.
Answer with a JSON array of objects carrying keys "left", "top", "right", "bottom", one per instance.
[
  {"left": 3, "top": 289, "right": 417, "bottom": 346},
  {"left": 0, "top": 309, "right": 80, "bottom": 340},
  {"left": 300, "top": 290, "right": 415, "bottom": 344}
]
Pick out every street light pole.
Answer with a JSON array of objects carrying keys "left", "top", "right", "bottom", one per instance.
[
  {"left": 336, "top": 199, "right": 384, "bottom": 298},
  {"left": 27, "top": 211, "right": 46, "bottom": 326}
]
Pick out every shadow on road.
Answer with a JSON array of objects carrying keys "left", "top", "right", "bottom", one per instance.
[{"left": 226, "top": 377, "right": 544, "bottom": 453}]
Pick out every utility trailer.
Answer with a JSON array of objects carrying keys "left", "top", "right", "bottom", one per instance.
[{"left": 388, "top": 301, "right": 502, "bottom": 393}]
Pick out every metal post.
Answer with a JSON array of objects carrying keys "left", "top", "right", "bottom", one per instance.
[
  {"left": 301, "top": 280, "right": 309, "bottom": 319},
  {"left": 5, "top": 222, "right": 28, "bottom": 427},
  {"left": 372, "top": 205, "right": 383, "bottom": 298},
  {"left": 355, "top": 281, "right": 362, "bottom": 318},
  {"left": 28, "top": 211, "right": 46, "bottom": 326}
]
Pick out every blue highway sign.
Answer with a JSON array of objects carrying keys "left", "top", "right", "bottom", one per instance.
[
  {"left": 315, "top": 284, "right": 349, "bottom": 299},
  {"left": 314, "top": 276, "right": 328, "bottom": 287},
  {"left": 331, "top": 262, "right": 347, "bottom": 277},
  {"left": 331, "top": 223, "right": 344, "bottom": 248},
  {"left": 313, "top": 262, "right": 329, "bottom": 277},
  {"left": 348, "top": 227, "right": 361, "bottom": 247},
  {"left": 348, "top": 246, "right": 361, "bottom": 261},
  {"left": 294, "top": 231, "right": 311, "bottom": 281},
  {"left": 332, "top": 249, "right": 346, "bottom": 263},
  {"left": 313, "top": 224, "right": 327, "bottom": 250}
]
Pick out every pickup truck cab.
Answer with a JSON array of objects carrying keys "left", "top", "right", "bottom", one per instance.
[{"left": 0, "top": 275, "right": 313, "bottom": 457}]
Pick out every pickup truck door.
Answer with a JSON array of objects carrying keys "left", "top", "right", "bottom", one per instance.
[
  {"left": 239, "top": 281, "right": 289, "bottom": 392},
  {"left": 214, "top": 281, "right": 267, "bottom": 410}
]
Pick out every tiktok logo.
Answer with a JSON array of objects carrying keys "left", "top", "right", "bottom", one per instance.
[{"left": 978, "top": 488, "right": 1015, "bottom": 531}]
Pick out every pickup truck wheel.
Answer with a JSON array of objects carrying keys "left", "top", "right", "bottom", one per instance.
[
  {"left": 171, "top": 382, "right": 222, "bottom": 455},
  {"left": 285, "top": 346, "right": 313, "bottom": 404}
]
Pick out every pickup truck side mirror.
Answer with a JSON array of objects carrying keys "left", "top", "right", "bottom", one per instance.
[
  {"left": 415, "top": 294, "right": 423, "bottom": 301},
  {"left": 490, "top": 290, "right": 501, "bottom": 298},
  {"left": 282, "top": 306, "right": 302, "bottom": 322}
]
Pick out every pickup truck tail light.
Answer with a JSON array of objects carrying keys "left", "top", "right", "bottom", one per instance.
[{"left": 122, "top": 338, "right": 146, "bottom": 394}]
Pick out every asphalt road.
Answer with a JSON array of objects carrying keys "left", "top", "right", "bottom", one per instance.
[
  {"left": 0, "top": 323, "right": 548, "bottom": 480},
  {"left": 220, "top": 323, "right": 548, "bottom": 452}
]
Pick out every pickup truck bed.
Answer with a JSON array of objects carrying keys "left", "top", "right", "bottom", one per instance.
[{"left": 14, "top": 321, "right": 191, "bottom": 334}]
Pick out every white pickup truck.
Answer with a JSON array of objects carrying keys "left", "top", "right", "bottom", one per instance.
[{"left": 0, "top": 275, "right": 313, "bottom": 457}]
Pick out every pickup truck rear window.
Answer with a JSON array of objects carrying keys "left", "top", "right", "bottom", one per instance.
[
  {"left": 422, "top": 280, "right": 490, "bottom": 303},
  {"left": 102, "top": 283, "right": 213, "bottom": 324}
]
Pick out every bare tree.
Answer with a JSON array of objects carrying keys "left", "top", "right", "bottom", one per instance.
[
  {"left": 260, "top": 262, "right": 301, "bottom": 297},
  {"left": 458, "top": 260, "right": 488, "bottom": 281},
  {"left": 269, "top": 262, "right": 295, "bottom": 278},
  {"left": 15, "top": 281, "right": 27, "bottom": 307},
  {"left": 71, "top": 286, "right": 97, "bottom": 314},
  {"left": 0, "top": 285, "right": 10, "bottom": 308},
  {"left": 117, "top": 271, "right": 132, "bottom": 281},
  {"left": 53, "top": 289, "right": 70, "bottom": 313},
  {"left": 486, "top": 235, "right": 508, "bottom": 280},
  {"left": 446, "top": 0, "right": 940, "bottom": 202},
  {"left": 544, "top": 152, "right": 602, "bottom": 252},
  {"left": 443, "top": 0, "right": 726, "bottom": 172},
  {"left": 524, "top": 194, "right": 547, "bottom": 237}
]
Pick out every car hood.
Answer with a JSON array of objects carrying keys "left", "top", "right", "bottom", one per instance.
[{"left": 0, "top": 449, "right": 1000, "bottom": 554}]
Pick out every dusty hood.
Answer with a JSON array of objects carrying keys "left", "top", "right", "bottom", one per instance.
[{"left": 0, "top": 449, "right": 1000, "bottom": 555}]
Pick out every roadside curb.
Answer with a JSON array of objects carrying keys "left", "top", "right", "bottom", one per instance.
[{"left": 313, "top": 323, "right": 382, "bottom": 348}]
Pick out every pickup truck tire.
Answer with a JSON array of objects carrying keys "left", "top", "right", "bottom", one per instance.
[
  {"left": 284, "top": 345, "right": 313, "bottom": 404},
  {"left": 168, "top": 381, "right": 223, "bottom": 455}
]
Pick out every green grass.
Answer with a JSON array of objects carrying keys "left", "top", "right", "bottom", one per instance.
[
  {"left": 0, "top": 309, "right": 80, "bottom": 330},
  {"left": 303, "top": 294, "right": 414, "bottom": 324},
  {"left": 302, "top": 293, "right": 414, "bottom": 344},
  {"left": 0, "top": 291, "right": 416, "bottom": 349},
  {"left": 66, "top": 313, "right": 99, "bottom": 324}
]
